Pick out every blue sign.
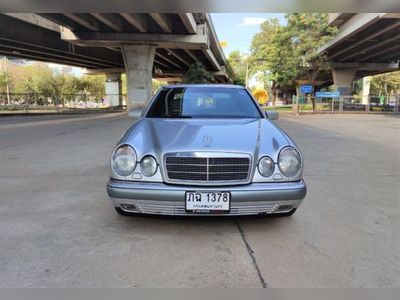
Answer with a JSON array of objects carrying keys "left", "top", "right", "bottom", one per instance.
[
  {"left": 315, "top": 91, "right": 341, "bottom": 98},
  {"left": 300, "top": 84, "right": 313, "bottom": 94}
]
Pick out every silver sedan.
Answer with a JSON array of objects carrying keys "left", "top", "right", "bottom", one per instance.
[{"left": 107, "top": 84, "right": 306, "bottom": 216}]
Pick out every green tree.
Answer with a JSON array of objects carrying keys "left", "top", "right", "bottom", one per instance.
[
  {"left": 6, "top": 63, "right": 107, "bottom": 106},
  {"left": 152, "top": 79, "right": 166, "bottom": 94},
  {"left": 227, "top": 50, "right": 246, "bottom": 86},
  {"left": 369, "top": 71, "right": 400, "bottom": 96},
  {"left": 0, "top": 72, "right": 8, "bottom": 94},
  {"left": 183, "top": 62, "right": 214, "bottom": 83},
  {"left": 250, "top": 14, "right": 336, "bottom": 110},
  {"left": 10, "top": 63, "right": 54, "bottom": 95},
  {"left": 82, "top": 75, "right": 105, "bottom": 98},
  {"left": 250, "top": 19, "right": 291, "bottom": 87}
]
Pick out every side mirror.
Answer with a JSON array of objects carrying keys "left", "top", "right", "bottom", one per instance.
[{"left": 265, "top": 110, "right": 279, "bottom": 120}]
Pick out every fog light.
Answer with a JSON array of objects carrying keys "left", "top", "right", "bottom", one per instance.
[
  {"left": 121, "top": 204, "right": 136, "bottom": 211},
  {"left": 278, "top": 205, "right": 293, "bottom": 212}
]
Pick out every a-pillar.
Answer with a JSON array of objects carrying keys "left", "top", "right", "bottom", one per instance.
[
  {"left": 121, "top": 44, "right": 156, "bottom": 117},
  {"left": 331, "top": 68, "right": 357, "bottom": 96},
  {"left": 105, "top": 73, "right": 122, "bottom": 107}
]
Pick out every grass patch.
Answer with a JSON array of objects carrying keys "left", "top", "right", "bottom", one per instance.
[{"left": 264, "top": 105, "right": 292, "bottom": 111}]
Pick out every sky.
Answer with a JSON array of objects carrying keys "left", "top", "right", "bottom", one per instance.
[{"left": 211, "top": 13, "right": 286, "bottom": 57}]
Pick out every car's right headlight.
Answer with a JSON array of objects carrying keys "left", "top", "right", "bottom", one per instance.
[
  {"left": 278, "top": 147, "right": 302, "bottom": 177},
  {"left": 140, "top": 155, "right": 157, "bottom": 177},
  {"left": 112, "top": 145, "right": 137, "bottom": 176}
]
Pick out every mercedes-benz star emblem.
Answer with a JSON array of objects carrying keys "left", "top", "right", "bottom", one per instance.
[{"left": 203, "top": 135, "right": 213, "bottom": 147}]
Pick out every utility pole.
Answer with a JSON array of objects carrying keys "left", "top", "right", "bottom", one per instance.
[{"left": 3, "top": 57, "right": 11, "bottom": 105}]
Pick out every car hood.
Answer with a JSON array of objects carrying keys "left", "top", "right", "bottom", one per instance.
[{"left": 122, "top": 118, "right": 290, "bottom": 162}]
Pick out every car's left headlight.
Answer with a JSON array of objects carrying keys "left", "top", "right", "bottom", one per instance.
[
  {"left": 140, "top": 155, "right": 158, "bottom": 177},
  {"left": 258, "top": 156, "right": 275, "bottom": 177},
  {"left": 278, "top": 147, "right": 302, "bottom": 177}
]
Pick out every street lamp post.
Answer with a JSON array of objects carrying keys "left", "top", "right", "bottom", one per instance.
[{"left": 245, "top": 59, "right": 249, "bottom": 88}]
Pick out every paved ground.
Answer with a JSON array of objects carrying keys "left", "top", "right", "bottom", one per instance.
[{"left": 0, "top": 113, "right": 399, "bottom": 287}]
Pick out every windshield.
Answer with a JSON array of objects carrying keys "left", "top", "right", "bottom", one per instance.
[{"left": 146, "top": 87, "right": 262, "bottom": 118}]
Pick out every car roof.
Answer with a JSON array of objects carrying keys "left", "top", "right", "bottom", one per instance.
[{"left": 162, "top": 84, "right": 246, "bottom": 89}]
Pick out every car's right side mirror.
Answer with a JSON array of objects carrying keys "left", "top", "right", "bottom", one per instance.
[{"left": 265, "top": 110, "right": 279, "bottom": 120}]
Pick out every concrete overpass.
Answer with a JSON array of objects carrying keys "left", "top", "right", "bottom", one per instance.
[
  {"left": 0, "top": 13, "right": 228, "bottom": 115},
  {"left": 318, "top": 13, "right": 400, "bottom": 95}
]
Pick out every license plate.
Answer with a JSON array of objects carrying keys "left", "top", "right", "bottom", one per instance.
[{"left": 185, "top": 192, "right": 230, "bottom": 212}]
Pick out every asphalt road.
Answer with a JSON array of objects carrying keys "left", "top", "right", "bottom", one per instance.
[{"left": 0, "top": 112, "right": 399, "bottom": 287}]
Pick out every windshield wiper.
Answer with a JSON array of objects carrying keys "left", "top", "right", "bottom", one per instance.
[{"left": 164, "top": 115, "right": 193, "bottom": 118}]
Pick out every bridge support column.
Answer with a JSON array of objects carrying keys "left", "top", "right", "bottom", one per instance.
[
  {"left": 332, "top": 68, "right": 357, "bottom": 96},
  {"left": 362, "top": 76, "right": 371, "bottom": 105},
  {"left": 105, "top": 73, "right": 122, "bottom": 107},
  {"left": 121, "top": 44, "right": 156, "bottom": 117}
]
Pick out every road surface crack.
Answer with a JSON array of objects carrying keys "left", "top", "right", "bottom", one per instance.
[{"left": 235, "top": 220, "right": 267, "bottom": 288}]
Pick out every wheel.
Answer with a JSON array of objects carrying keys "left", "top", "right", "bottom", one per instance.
[
  {"left": 114, "top": 207, "right": 134, "bottom": 216},
  {"left": 275, "top": 208, "right": 297, "bottom": 217}
]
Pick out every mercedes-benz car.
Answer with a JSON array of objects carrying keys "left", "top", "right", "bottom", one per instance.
[{"left": 107, "top": 84, "right": 306, "bottom": 216}]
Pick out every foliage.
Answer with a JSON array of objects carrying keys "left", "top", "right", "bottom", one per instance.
[
  {"left": 226, "top": 50, "right": 247, "bottom": 86},
  {"left": 152, "top": 79, "right": 167, "bottom": 94},
  {"left": 250, "top": 18, "right": 293, "bottom": 87},
  {"left": 183, "top": 62, "right": 214, "bottom": 83},
  {"left": 82, "top": 75, "right": 105, "bottom": 97},
  {"left": 285, "top": 13, "right": 337, "bottom": 82},
  {"left": 369, "top": 71, "right": 400, "bottom": 95},
  {"left": 2, "top": 62, "right": 105, "bottom": 99},
  {"left": 249, "top": 14, "right": 337, "bottom": 109},
  {"left": 0, "top": 72, "right": 8, "bottom": 93}
]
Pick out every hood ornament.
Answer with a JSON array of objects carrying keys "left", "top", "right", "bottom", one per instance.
[{"left": 203, "top": 135, "right": 213, "bottom": 147}]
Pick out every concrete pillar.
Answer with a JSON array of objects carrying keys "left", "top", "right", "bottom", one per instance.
[
  {"left": 121, "top": 44, "right": 156, "bottom": 117},
  {"left": 332, "top": 68, "right": 357, "bottom": 96},
  {"left": 105, "top": 73, "right": 122, "bottom": 107},
  {"left": 362, "top": 76, "right": 371, "bottom": 105}
]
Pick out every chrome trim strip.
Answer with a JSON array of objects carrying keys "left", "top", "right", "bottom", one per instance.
[{"left": 111, "top": 198, "right": 302, "bottom": 216}]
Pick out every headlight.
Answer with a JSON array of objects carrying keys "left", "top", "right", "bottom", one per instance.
[
  {"left": 112, "top": 145, "right": 137, "bottom": 176},
  {"left": 258, "top": 156, "right": 274, "bottom": 177},
  {"left": 278, "top": 147, "right": 302, "bottom": 177},
  {"left": 140, "top": 155, "right": 157, "bottom": 177}
]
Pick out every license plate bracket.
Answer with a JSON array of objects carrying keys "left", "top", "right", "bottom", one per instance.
[{"left": 185, "top": 191, "right": 231, "bottom": 213}]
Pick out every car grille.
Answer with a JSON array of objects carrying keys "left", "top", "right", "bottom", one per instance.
[{"left": 165, "top": 155, "right": 251, "bottom": 184}]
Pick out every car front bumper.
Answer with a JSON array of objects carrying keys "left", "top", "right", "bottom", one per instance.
[{"left": 107, "top": 179, "right": 306, "bottom": 216}]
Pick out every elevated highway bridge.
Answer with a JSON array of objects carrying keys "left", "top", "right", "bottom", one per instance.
[
  {"left": 313, "top": 13, "right": 400, "bottom": 95},
  {"left": 0, "top": 13, "right": 228, "bottom": 115}
]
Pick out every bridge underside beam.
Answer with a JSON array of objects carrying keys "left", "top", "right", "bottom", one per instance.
[
  {"left": 331, "top": 62, "right": 399, "bottom": 71},
  {"left": 0, "top": 14, "right": 124, "bottom": 69},
  {"left": 329, "top": 61, "right": 399, "bottom": 94},
  {"left": 60, "top": 28, "right": 210, "bottom": 50}
]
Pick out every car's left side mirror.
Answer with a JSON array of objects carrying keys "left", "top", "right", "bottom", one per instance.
[{"left": 265, "top": 110, "right": 279, "bottom": 120}]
